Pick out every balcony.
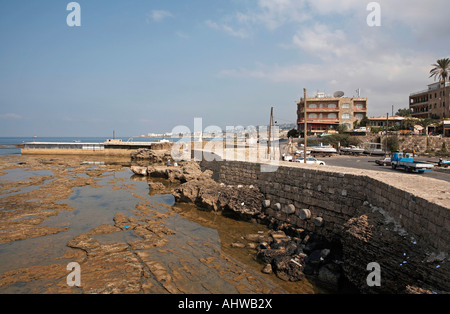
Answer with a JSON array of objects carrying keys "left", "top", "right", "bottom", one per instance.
[
  {"left": 304, "top": 107, "right": 340, "bottom": 112},
  {"left": 298, "top": 118, "right": 340, "bottom": 124}
]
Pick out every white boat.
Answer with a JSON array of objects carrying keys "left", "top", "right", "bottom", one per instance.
[
  {"left": 363, "top": 143, "right": 385, "bottom": 155},
  {"left": 340, "top": 145, "right": 364, "bottom": 154},
  {"left": 296, "top": 149, "right": 311, "bottom": 155},
  {"left": 310, "top": 143, "right": 337, "bottom": 153}
]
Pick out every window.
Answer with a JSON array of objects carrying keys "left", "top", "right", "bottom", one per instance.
[
  {"left": 355, "top": 113, "right": 364, "bottom": 119},
  {"left": 308, "top": 113, "right": 318, "bottom": 119},
  {"left": 328, "top": 113, "right": 337, "bottom": 119},
  {"left": 308, "top": 103, "right": 317, "bottom": 109},
  {"left": 342, "top": 113, "right": 351, "bottom": 119},
  {"left": 328, "top": 103, "right": 337, "bottom": 108},
  {"left": 341, "top": 103, "right": 350, "bottom": 109}
]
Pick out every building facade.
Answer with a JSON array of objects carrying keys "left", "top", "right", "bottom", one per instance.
[
  {"left": 409, "top": 82, "right": 450, "bottom": 119},
  {"left": 368, "top": 116, "right": 407, "bottom": 128},
  {"left": 297, "top": 93, "right": 368, "bottom": 135}
]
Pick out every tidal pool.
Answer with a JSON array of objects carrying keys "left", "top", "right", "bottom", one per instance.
[{"left": 0, "top": 156, "right": 325, "bottom": 294}]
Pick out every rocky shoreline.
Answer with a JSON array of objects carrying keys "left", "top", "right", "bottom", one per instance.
[
  {"left": 131, "top": 158, "right": 350, "bottom": 292},
  {"left": 0, "top": 155, "right": 291, "bottom": 294}
]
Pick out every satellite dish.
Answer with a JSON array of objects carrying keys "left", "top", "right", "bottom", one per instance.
[{"left": 333, "top": 91, "right": 345, "bottom": 98}]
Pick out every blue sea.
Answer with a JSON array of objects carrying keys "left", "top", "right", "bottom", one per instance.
[{"left": 0, "top": 137, "right": 177, "bottom": 155}]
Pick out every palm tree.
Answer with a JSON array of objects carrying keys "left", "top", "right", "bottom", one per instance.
[
  {"left": 430, "top": 58, "right": 450, "bottom": 84},
  {"left": 430, "top": 58, "right": 450, "bottom": 119}
]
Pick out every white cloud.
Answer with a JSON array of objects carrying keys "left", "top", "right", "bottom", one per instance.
[
  {"left": 205, "top": 20, "right": 249, "bottom": 39},
  {"left": 176, "top": 31, "right": 190, "bottom": 39},
  {"left": 146, "top": 10, "right": 173, "bottom": 23},
  {"left": 214, "top": 0, "right": 449, "bottom": 116},
  {"left": 0, "top": 113, "right": 22, "bottom": 120},
  {"left": 292, "top": 24, "right": 354, "bottom": 61}
]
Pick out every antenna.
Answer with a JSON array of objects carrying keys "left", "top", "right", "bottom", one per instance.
[{"left": 355, "top": 88, "right": 361, "bottom": 97}]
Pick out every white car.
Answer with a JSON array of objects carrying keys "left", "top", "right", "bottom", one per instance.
[{"left": 294, "top": 157, "right": 326, "bottom": 165}]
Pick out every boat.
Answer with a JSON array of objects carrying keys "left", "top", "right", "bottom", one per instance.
[
  {"left": 363, "top": 143, "right": 385, "bottom": 156},
  {"left": 309, "top": 143, "right": 337, "bottom": 154},
  {"left": 340, "top": 145, "right": 364, "bottom": 155}
]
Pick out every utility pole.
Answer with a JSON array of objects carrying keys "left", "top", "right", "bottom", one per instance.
[
  {"left": 385, "top": 113, "right": 389, "bottom": 156},
  {"left": 304, "top": 88, "right": 308, "bottom": 164},
  {"left": 268, "top": 107, "right": 274, "bottom": 158}
]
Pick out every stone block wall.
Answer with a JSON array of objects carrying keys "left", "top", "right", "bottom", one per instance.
[{"left": 200, "top": 159, "right": 450, "bottom": 292}]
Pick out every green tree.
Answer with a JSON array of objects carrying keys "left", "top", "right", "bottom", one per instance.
[
  {"left": 395, "top": 108, "right": 412, "bottom": 117},
  {"left": 287, "top": 128, "right": 299, "bottom": 138},
  {"left": 387, "top": 135, "right": 400, "bottom": 152},
  {"left": 359, "top": 116, "right": 370, "bottom": 127},
  {"left": 430, "top": 58, "right": 450, "bottom": 118},
  {"left": 336, "top": 124, "right": 348, "bottom": 134},
  {"left": 430, "top": 58, "right": 450, "bottom": 84}
]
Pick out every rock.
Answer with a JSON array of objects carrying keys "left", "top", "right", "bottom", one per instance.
[
  {"left": 131, "top": 149, "right": 171, "bottom": 163},
  {"left": 257, "top": 248, "right": 287, "bottom": 264},
  {"left": 299, "top": 208, "right": 311, "bottom": 220},
  {"left": 273, "top": 203, "right": 281, "bottom": 211},
  {"left": 231, "top": 242, "right": 246, "bottom": 248},
  {"left": 148, "top": 161, "right": 212, "bottom": 183},
  {"left": 262, "top": 200, "right": 271, "bottom": 208},
  {"left": 173, "top": 177, "right": 265, "bottom": 218},
  {"left": 314, "top": 216, "right": 324, "bottom": 227},
  {"left": 262, "top": 264, "right": 272, "bottom": 274},
  {"left": 318, "top": 264, "right": 341, "bottom": 288},
  {"left": 148, "top": 181, "right": 166, "bottom": 191},
  {"left": 245, "top": 233, "right": 270, "bottom": 243},
  {"left": 282, "top": 204, "right": 296, "bottom": 214},
  {"left": 273, "top": 256, "right": 304, "bottom": 282},
  {"left": 130, "top": 166, "right": 148, "bottom": 176}
]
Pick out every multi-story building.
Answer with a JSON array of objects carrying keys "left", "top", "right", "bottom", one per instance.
[
  {"left": 409, "top": 82, "right": 450, "bottom": 119},
  {"left": 296, "top": 92, "right": 368, "bottom": 135}
]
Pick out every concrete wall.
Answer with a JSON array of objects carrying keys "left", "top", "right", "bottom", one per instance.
[{"left": 21, "top": 148, "right": 133, "bottom": 157}]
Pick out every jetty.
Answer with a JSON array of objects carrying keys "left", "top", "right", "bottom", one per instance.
[{"left": 21, "top": 139, "right": 173, "bottom": 157}]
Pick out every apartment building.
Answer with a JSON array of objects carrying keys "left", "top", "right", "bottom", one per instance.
[
  {"left": 409, "top": 81, "right": 450, "bottom": 119},
  {"left": 297, "top": 92, "right": 368, "bottom": 135}
]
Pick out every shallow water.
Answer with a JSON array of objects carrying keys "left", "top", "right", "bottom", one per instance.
[{"left": 0, "top": 156, "right": 325, "bottom": 294}]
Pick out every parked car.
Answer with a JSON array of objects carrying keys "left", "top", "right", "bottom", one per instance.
[
  {"left": 294, "top": 157, "right": 326, "bottom": 165},
  {"left": 375, "top": 157, "right": 391, "bottom": 166}
]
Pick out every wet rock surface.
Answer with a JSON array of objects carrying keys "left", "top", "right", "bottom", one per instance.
[{"left": 0, "top": 155, "right": 291, "bottom": 294}]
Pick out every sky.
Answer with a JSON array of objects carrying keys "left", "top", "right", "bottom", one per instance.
[{"left": 0, "top": 0, "right": 449, "bottom": 137}]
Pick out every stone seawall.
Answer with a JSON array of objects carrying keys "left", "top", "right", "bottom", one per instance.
[{"left": 199, "top": 159, "right": 450, "bottom": 293}]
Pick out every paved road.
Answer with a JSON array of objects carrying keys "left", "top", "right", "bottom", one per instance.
[{"left": 316, "top": 155, "right": 450, "bottom": 183}]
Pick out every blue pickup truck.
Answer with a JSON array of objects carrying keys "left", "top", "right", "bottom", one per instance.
[{"left": 391, "top": 152, "right": 434, "bottom": 173}]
